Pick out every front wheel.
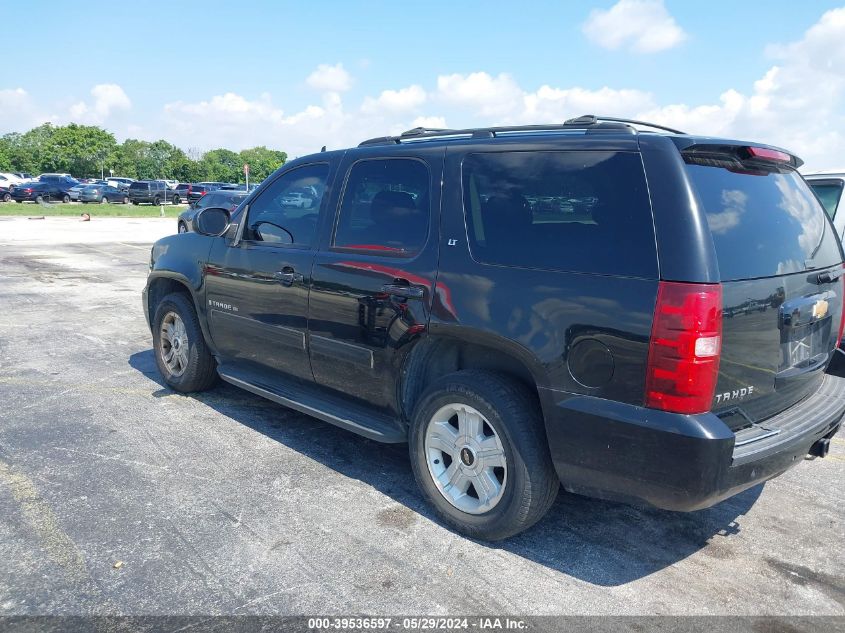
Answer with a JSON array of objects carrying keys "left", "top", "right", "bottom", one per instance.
[
  {"left": 152, "top": 292, "right": 217, "bottom": 392},
  {"left": 172, "top": 195, "right": 180, "bottom": 205},
  {"left": 153, "top": 196, "right": 161, "bottom": 206},
  {"left": 123, "top": 196, "right": 129, "bottom": 204},
  {"left": 101, "top": 196, "right": 108, "bottom": 204},
  {"left": 35, "top": 195, "right": 44, "bottom": 204},
  {"left": 178, "top": 222, "right": 188, "bottom": 234},
  {"left": 2, "top": 193, "right": 9, "bottom": 202},
  {"left": 409, "top": 370, "right": 558, "bottom": 541}
]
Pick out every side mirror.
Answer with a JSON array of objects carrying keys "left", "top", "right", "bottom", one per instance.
[{"left": 194, "top": 207, "right": 231, "bottom": 237}]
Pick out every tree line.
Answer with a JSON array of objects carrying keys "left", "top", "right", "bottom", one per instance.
[{"left": 0, "top": 123, "right": 287, "bottom": 184}]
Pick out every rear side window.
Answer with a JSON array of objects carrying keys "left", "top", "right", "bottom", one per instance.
[
  {"left": 129, "top": 181, "right": 146, "bottom": 190},
  {"left": 685, "top": 165, "right": 842, "bottom": 280},
  {"left": 808, "top": 180, "right": 844, "bottom": 220},
  {"left": 334, "top": 158, "right": 430, "bottom": 256},
  {"left": 462, "top": 151, "right": 657, "bottom": 277}
]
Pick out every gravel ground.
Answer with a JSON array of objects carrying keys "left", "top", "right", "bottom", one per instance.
[{"left": 0, "top": 216, "right": 842, "bottom": 617}]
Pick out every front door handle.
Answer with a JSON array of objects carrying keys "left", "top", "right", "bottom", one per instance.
[
  {"left": 274, "top": 269, "right": 304, "bottom": 287},
  {"left": 382, "top": 282, "right": 424, "bottom": 299}
]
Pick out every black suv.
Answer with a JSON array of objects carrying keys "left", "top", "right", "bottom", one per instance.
[
  {"left": 128, "top": 180, "right": 180, "bottom": 205},
  {"left": 143, "top": 116, "right": 845, "bottom": 540}
]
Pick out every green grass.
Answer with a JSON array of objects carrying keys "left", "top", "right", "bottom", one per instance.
[{"left": 0, "top": 202, "right": 187, "bottom": 218}]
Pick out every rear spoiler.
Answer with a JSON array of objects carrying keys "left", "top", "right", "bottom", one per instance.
[{"left": 676, "top": 142, "right": 803, "bottom": 169}]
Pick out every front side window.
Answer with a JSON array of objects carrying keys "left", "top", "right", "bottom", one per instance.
[
  {"left": 242, "top": 163, "right": 329, "bottom": 246},
  {"left": 462, "top": 151, "right": 656, "bottom": 277},
  {"left": 333, "top": 158, "right": 430, "bottom": 255}
]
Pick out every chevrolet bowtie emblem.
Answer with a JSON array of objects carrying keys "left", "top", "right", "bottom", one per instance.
[{"left": 812, "top": 299, "right": 829, "bottom": 319}]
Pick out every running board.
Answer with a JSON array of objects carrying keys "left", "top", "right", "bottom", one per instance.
[{"left": 217, "top": 366, "right": 407, "bottom": 443}]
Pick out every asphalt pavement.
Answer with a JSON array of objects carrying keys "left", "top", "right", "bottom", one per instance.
[{"left": 0, "top": 217, "right": 843, "bottom": 616}]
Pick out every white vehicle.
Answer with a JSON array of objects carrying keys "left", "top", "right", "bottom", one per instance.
[
  {"left": 280, "top": 191, "right": 313, "bottom": 208},
  {"left": 163, "top": 179, "right": 179, "bottom": 190},
  {"left": 0, "top": 172, "right": 24, "bottom": 189}
]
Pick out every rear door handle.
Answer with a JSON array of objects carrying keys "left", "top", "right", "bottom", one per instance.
[
  {"left": 274, "top": 269, "right": 304, "bottom": 286},
  {"left": 382, "top": 282, "right": 424, "bottom": 299}
]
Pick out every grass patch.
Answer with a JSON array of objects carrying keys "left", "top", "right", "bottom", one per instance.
[{"left": 0, "top": 202, "right": 187, "bottom": 218}]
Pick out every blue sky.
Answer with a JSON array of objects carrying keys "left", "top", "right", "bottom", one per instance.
[{"left": 3, "top": 1, "right": 845, "bottom": 168}]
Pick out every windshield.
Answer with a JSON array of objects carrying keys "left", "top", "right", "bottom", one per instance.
[{"left": 686, "top": 164, "right": 843, "bottom": 280}]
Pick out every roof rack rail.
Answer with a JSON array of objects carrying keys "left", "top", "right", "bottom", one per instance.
[{"left": 358, "top": 114, "right": 685, "bottom": 147}]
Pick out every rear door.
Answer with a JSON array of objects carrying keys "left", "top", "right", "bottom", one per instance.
[
  {"left": 307, "top": 148, "right": 443, "bottom": 413},
  {"left": 681, "top": 148, "right": 844, "bottom": 427}
]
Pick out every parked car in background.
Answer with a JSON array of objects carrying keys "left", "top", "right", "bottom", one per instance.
[
  {"left": 174, "top": 183, "right": 193, "bottom": 201},
  {"left": 11, "top": 176, "right": 79, "bottom": 203},
  {"left": 79, "top": 184, "right": 130, "bottom": 204},
  {"left": 128, "top": 180, "right": 181, "bottom": 205},
  {"left": 163, "top": 179, "right": 179, "bottom": 189},
  {"left": 0, "top": 186, "right": 10, "bottom": 202},
  {"left": 108, "top": 177, "right": 135, "bottom": 192},
  {"left": 0, "top": 172, "right": 24, "bottom": 189},
  {"left": 69, "top": 180, "right": 107, "bottom": 201},
  {"left": 806, "top": 173, "right": 845, "bottom": 242},
  {"left": 177, "top": 189, "right": 248, "bottom": 233},
  {"left": 13, "top": 172, "right": 33, "bottom": 180},
  {"left": 186, "top": 183, "right": 219, "bottom": 204}
]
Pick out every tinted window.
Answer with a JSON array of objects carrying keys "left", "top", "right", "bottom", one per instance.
[
  {"left": 334, "top": 158, "right": 429, "bottom": 255},
  {"left": 243, "top": 163, "right": 329, "bottom": 245},
  {"left": 808, "top": 180, "right": 844, "bottom": 220},
  {"left": 686, "top": 165, "right": 842, "bottom": 280},
  {"left": 129, "top": 182, "right": 147, "bottom": 190},
  {"left": 462, "top": 151, "right": 656, "bottom": 277}
]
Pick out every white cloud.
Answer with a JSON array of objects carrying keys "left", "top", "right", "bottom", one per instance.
[
  {"left": 361, "top": 85, "right": 426, "bottom": 114},
  {"left": 67, "top": 83, "right": 132, "bottom": 125},
  {"left": 639, "top": 7, "right": 845, "bottom": 170},
  {"left": 306, "top": 63, "right": 352, "bottom": 92},
  {"left": 436, "top": 72, "right": 523, "bottom": 117},
  {"left": 582, "top": 0, "right": 687, "bottom": 53}
]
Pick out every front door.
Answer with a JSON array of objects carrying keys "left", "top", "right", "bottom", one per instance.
[
  {"left": 204, "top": 162, "right": 332, "bottom": 383},
  {"left": 308, "top": 148, "right": 443, "bottom": 413}
]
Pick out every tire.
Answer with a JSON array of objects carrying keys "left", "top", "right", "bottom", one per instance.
[
  {"left": 409, "top": 370, "right": 558, "bottom": 541},
  {"left": 153, "top": 196, "right": 161, "bottom": 206},
  {"left": 62, "top": 194, "right": 70, "bottom": 203},
  {"left": 172, "top": 195, "right": 180, "bottom": 205},
  {"left": 178, "top": 222, "right": 188, "bottom": 234},
  {"left": 2, "top": 193, "right": 9, "bottom": 202},
  {"left": 101, "top": 196, "right": 107, "bottom": 204},
  {"left": 35, "top": 195, "right": 44, "bottom": 204},
  {"left": 123, "top": 196, "right": 129, "bottom": 204},
  {"left": 152, "top": 292, "right": 217, "bottom": 392}
]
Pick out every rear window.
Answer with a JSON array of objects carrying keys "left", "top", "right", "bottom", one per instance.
[
  {"left": 462, "top": 151, "right": 657, "bottom": 277},
  {"left": 685, "top": 164, "right": 842, "bottom": 280},
  {"left": 129, "top": 182, "right": 147, "bottom": 190},
  {"left": 807, "top": 180, "right": 843, "bottom": 220}
]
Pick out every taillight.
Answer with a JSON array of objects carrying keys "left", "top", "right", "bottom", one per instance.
[
  {"left": 837, "top": 264, "right": 845, "bottom": 348},
  {"left": 742, "top": 146, "right": 792, "bottom": 163},
  {"left": 645, "top": 282, "right": 723, "bottom": 415}
]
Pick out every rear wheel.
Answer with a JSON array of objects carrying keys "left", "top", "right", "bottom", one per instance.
[
  {"left": 409, "top": 370, "right": 559, "bottom": 541},
  {"left": 101, "top": 196, "right": 108, "bottom": 204},
  {"left": 178, "top": 222, "right": 188, "bottom": 234},
  {"left": 172, "top": 195, "right": 180, "bottom": 205},
  {"left": 152, "top": 292, "right": 217, "bottom": 392},
  {"left": 2, "top": 193, "right": 9, "bottom": 202},
  {"left": 35, "top": 195, "right": 44, "bottom": 204},
  {"left": 62, "top": 194, "right": 70, "bottom": 203},
  {"left": 123, "top": 196, "right": 129, "bottom": 204}
]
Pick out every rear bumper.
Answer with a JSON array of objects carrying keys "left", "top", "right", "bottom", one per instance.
[{"left": 542, "top": 374, "right": 845, "bottom": 511}]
